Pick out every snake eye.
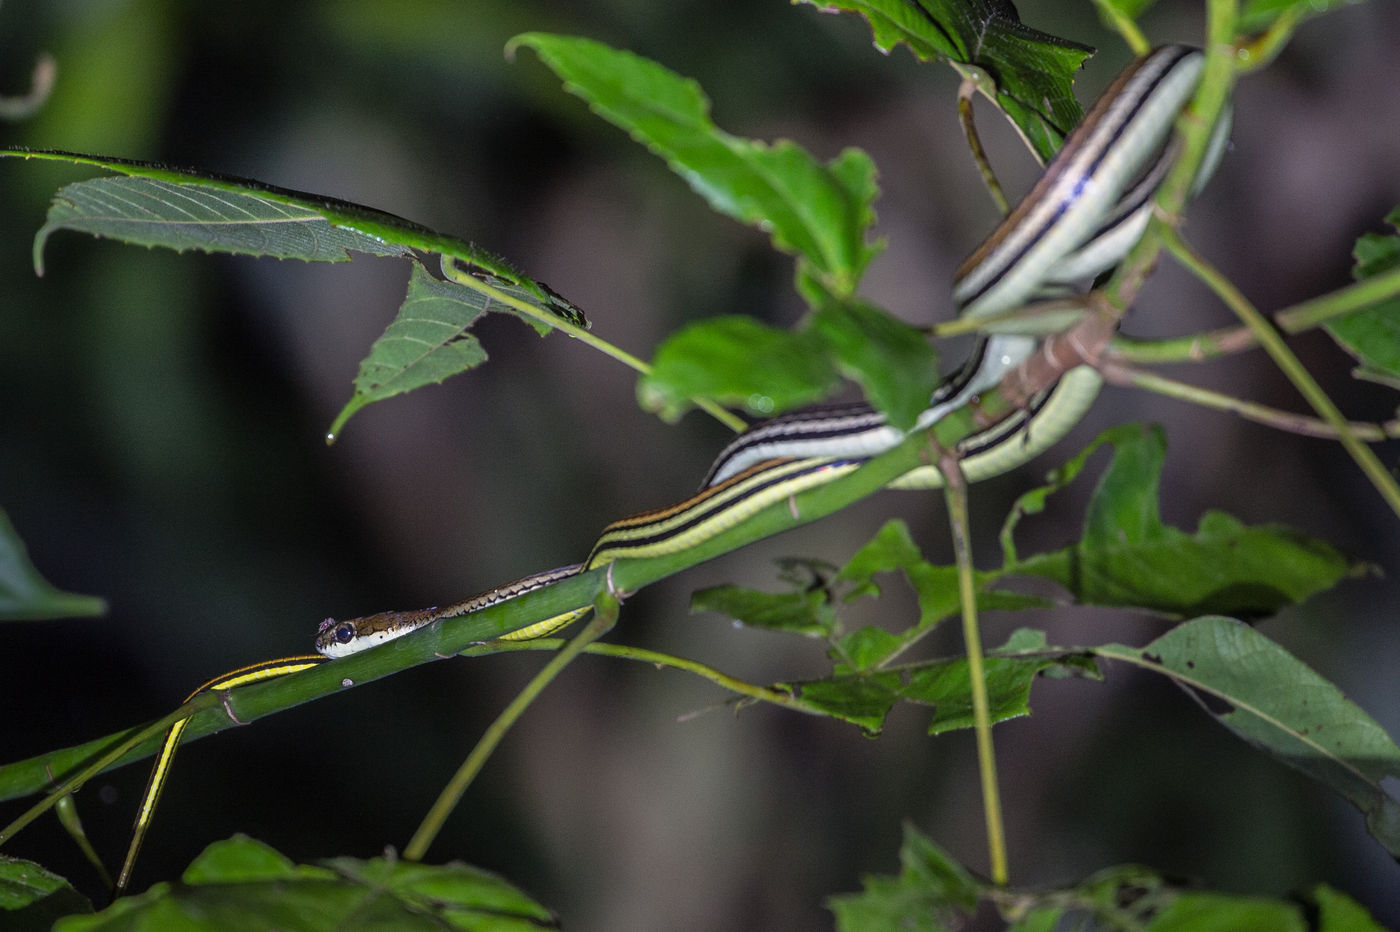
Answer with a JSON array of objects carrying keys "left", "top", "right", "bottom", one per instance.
[{"left": 334, "top": 623, "right": 356, "bottom": 645}]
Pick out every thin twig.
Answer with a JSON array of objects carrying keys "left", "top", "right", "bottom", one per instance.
[
  {"left": 1159, "top": 225, "right": 1400, "bottom": 519},
  {"left": 958, "top": 74, "right": 1010, "bottom": 217},
  {"left": 1101, "top": 361, "right": 1400, "bottom": 441},
  {"left": 403, "top": 599, "right": 618, "bottom": 862}
]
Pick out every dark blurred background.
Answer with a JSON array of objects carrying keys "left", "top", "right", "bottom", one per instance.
[{"left": 2, "top": 0, "right": 1398, "bottom": 928}]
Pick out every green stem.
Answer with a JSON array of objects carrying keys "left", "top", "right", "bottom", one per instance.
[
  {"left": 941, "top": 456, "right": 1008, "bottom": 886},
  {"left": 957, "top": 75, "right": 1010, "bottom": 217},
  {"left": 403, "top": 596, "right": 618, "bottom": 861},
  {"left": 1235, "top": 7, "right": 1304, "bottom": 72},
  {"left": 442, "top": 258, "right": 747, "bottom": 433},
  {"left": 1101, "top": 363, "right": 1400, "bottom": 441},
  {"left": 1159, "top": 225, "right": 1400, "bottom": 519},
  {"left": 1092, "top": 0, "right": 1150, "bottom": 55},
  {"left": 0, "top": 698, "right": 211, "bottom": 847},
  {"left": 461, "top": 641, "right": 820, "bottom": 715},
  {"left": 1108, "top": 265, "right": 1400, "bottom": 365}
]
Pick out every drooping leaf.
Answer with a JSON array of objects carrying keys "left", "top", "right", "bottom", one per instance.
[
  {"left": 0, "top": 857, "right": 92, "bottom": 929},
  {"left": 1095, "top": 617, "right": 1400, "bottom": 859},
  {"left": 1004, "top": 424, "right": 1357, "bottom": 617},
  {"left": 809, "top": 301, "right": 940, "bottom": 431},
  {"left": 3, "top": 148, "right": 586, "bottom": 328},
  {"left": 0, "top": 506, "right": 106, "bottom": 621},
  {"left": 329, "top": 264, "right": 549, "bottom": 437},
  {"left": 6, "top": 147, "right": 589, "bottom": 437},
  {"left": 509, "top": 33, "right": 881, "bottom": 297},
  {"left": 35, "top": 175, "right": 411, "bottom": 266},
  {"left": 55, "top": 835, "right": 557, "bottom": 931},
  {"left": 827, "top": 824, "right": 979, "bottom": 932},
  {"left": 639, "top": 316, "right": 839, "bottom": 420},
  {"left": 795, "top": 0, "right": 1092, "bottom": 162},
  {"left": 1327, "top": 205, "right": 1400, "bottom": 383}
]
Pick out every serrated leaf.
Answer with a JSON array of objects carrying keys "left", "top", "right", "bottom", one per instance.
[
  {"left": 690, "top": 584, "right": 836, "bottom": 636},
  {"left": 1004, "top": 424, "right": 1357, "bottom": 617},
  {"left": 1327, "top": 205, "right": 1400, "bottom": 382},
  {"left": 835, "top": 520, "right": 1048, "bottom": 669},
  {"left": 788, "top": 631, "right": 1092, "bottom": 733},
  {"left": 0, "top": 506, "right": 106, "bottom": 621},
  {"left": 639, "top": 316, "right": 839, "bottom": 421},
  {"left": 56, "top": 835, "right": 557, "bottom": 931},
  {"left": 788, "top": 671, "right": 904, "bottom": 733},
  {"left": 810, "top": 301, "right": 940, "bottom": 431},
  {"left": 796, "top": 0, "right": 1091, "bottom": 162},
  {"left": 1096, "top": 617, "right": 1400, "bottom": 859},
  {"left": 328, "top": 266, "right": 493, "bottom": 436},
  {"left": 827, "top": 824, "right": 979, "bottom": 932},
  {"left": 35, "top": 176, "right": 411, "bottom": 267},
  {"left": 3, "top": 148, "right": 586, "bottom": 330},
  {"left": 905, "top": 629, "right": 1099, "bottom": 735},
  {"left": 510, "top": 33, "right": 881, "bottom": 296},
  {"left": 0, "top": 856, "right": 92, "bottom": 929}
]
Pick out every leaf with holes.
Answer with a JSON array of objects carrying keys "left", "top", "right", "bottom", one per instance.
[{"left": 794, "top": 0, "right": 1091, "bottom": 161}]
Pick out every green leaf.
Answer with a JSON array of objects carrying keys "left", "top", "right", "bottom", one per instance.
[
  {"left": 690, "top": 584, "right": 836, "bottom": 637},
  {"left": 1005, "top": 424, "right": 1357, "bottom": 617},
  {"left": 510, "top": 33, "right": 881, "bottom": 296},
  {"left": 1096, "top": 617, "right": 1400, "bottom": 859},
  {"left": 1310, "top": 885, "right": 1389, "bottom": 932},
  {"left": 3, "top": 148, "right": 586, "bottom": 328},
  {"left": 35, "top": 175, "right": 410, "bottom": 267},
  {"left": 329, "top": 265, "right": 498, "bottom": 437},
  {"left": 788, "top": 631, "right": 1094, "bottom": 734},
  {"left": 835, "top": 626, "right": 905, "bottom": 671},
  {"left": 638, "top": 316, "right": 838, "bottom": 420},
  {"left": 906, "top": 629, "right": 1099, "bottom": 735},
  {"left": 1239, "top": 0, "right": 1367, "bottom": 32},
  {"left": 0, "top": 857, "right": 92, "bottom": 930},
  {"left": 795, "top": 0, "right": 1091, "bottom": 162},
  {"left": 1145, "top": 892, "right": 1306, "bottom": 932},
  {"left": 827, "top": 824, "right": 979, "bottom": 932},
  {"left": 788, "top": 671, "right": 904, "bottom": 733},
  {"left": 0, "top": 506, "right": 106, "bottom": 621},
  {"left": 809, "top": 301, "right": 940, "bottom": 431},
  {"left": 1327, "top": 205, "right": 1400, "bottom": 383},
  {"left": 835, "top": 520, "right": 1047, "bottom": 668},
  {"left": 55, "top": 835, "right": 557, "bottom": 931},
  {"left": 1003, "top": 908, "right": 1067, "bottom": 932},
  {"left": 1092, "top": 0, "right": 1157, "bottom": 21}
]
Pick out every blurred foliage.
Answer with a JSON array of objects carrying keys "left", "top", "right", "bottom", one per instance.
[{"left": 1, "top": 1, "right": 1398, "bottom": 930}]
